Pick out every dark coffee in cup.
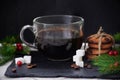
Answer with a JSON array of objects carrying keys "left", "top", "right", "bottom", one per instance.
[{"left": 35, "top": 28, "right": 83, "bottom": 60}]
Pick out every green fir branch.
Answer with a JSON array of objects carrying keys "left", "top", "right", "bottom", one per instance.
[
  {"left": 0, "top": 35, "right": 30, "bottom": 66},
  {"left": 113, "top": 32, "right": 120, "bottom": 42},
  {"left": 0, "top": 44, "right": 16, "bottom": 56},
  {"left": 93, "top": 53, "right": 120, "bottom": 74}
]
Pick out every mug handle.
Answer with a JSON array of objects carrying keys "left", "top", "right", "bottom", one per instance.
[{"left": 20, "top": 25, "right": 36, "bottom": 48}]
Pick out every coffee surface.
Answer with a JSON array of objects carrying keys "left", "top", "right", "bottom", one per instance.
[{"left": 35, "top": 28, "right": 83, "bottom": 60}]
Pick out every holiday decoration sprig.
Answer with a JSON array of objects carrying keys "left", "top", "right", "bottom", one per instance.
[
  {"left": 92, "top": 32, "right": 120, "bottom": 74},
  {"left": 93, "top": 52, "right": 120, "bottom": 74},
  {"left": 113, "top": 32, "right": 120, "bottom": 42},
  {"left": 0, "top": 36, "right": 30, "bottom": 66},
  {"left": 0, "top": 35, "right": 21, "bottom": 43}
]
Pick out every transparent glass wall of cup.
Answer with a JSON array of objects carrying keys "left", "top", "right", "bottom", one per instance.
[{"left": 20, "top": 15, "right": 84, "bottom": 61}]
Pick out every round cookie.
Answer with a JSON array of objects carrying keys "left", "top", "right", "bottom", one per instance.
[
  {"left": 87, "top": 48, "right": 111, "bottom": 55},
  {"left": 87, "top": 33, "right": 114, "bottom": 44},
  {"left": 88, "top": 42, "right": 113, "bottom": 49},
  {"left": 86, "top": 53, "right": 98, "bottom": 60}
]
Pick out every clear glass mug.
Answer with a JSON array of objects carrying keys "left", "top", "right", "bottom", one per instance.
[{"left": 20, "top": 15, "right": 84, "bottom": 61}]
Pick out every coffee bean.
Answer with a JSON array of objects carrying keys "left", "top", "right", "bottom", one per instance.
[
  {"left": 12, "top": 68, "right": 16, "bottom": 73},
  {"left": 87, "top": 64, "right": 92, "bottom": 69},
  {"left": 27, "top": 65, "right": 33, "bottom": 69},
  {"left": 32, "top": 64, "right": 37, "bottom": 68},
  {"left": 27, "top": 64, "right": 31, "bottom": 66},
  {"left": 84, "top": 63, "right": 88, "bottom": 67},
  {"left": 71, "top": 63, "right": 80, "bottom": 69},
  {"left": 71, "top": 63, "right": 75, "bottom": 67},
  {"left": 27, "top": 64, "right": 37, "bottom": 69}
]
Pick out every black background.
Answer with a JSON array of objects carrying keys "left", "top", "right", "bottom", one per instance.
[{"left": 0, "top": 0, "right": 120, "bottom": 41}]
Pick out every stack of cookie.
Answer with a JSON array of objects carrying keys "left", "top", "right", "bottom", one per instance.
[{"left": 86, "top": 27, "right": 114, "bottom": 59}]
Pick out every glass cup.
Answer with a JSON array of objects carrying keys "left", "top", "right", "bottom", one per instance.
[{"left": 20, "top": 15, "right": 84, "bottom": 61}]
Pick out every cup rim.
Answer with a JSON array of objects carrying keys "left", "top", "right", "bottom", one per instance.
[{"left": 33, "top": 15, "right": 84, "bottom": 25}]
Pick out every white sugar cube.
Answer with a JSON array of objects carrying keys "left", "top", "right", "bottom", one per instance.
[
  {"left": 78, "top": 57, "right": 82, "bottom": 61},
  {"left": 75, "top": 61, "right": 84, "bottom": 68},
  {"left": 73, "top": 55, "right": 77, "bottom": 62},
  {"left": 73, "top": 55, "right": 80, "bottom": 62},
  {"left": 76, "top": 50, "right": 85, "bottom": 56},
  {"left": 23, "top": 55, "right": 31, "bottom": 64},
  {"left": 73, "top": 55, "right": 82, "bottom": 62},
  {"left": 15, "top": 57, "right": 24, "bottom": 64}
]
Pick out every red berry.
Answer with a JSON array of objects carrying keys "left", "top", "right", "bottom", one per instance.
[
  {"left": 108, "top": 50, "right": 114, "bottom": 56},
  {"left": 16, "top": 43, "right": 23, "bottom": 51},
  {"left": 18, "top": 46, "right": 23, "bottom": 51},
  {"left": 113, "top": 50, "right": 118, "bottom": 56},
  {"left": 17, "top": 61, "right": 22, "bottom": 67},
  {"left": 16, "top": 43, "right": 22, "bottom": 47}
]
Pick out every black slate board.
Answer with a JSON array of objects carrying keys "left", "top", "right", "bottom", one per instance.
[{"left": 5, "top": 51, "right": 120, "bottom": 79}]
